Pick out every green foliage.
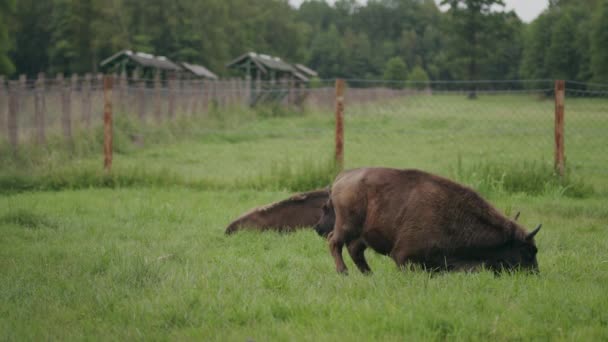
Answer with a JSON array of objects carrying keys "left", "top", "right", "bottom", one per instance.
[
  {"left": 0, "top": 0, "right": 16, "bottom": 75},
  {"left": 519, "top": 3, "right": 602, "bottom": 81},
  {"left": 383, "top": 57, "right": 408, "bottom": 88},
  {"left": 441, "top": 0, "right": 508, "bottom": 82},
  {"left": 591, "top": 0, "right": 608, "bottom": 82},
  {"left": 408, "top": 65, "right": 430, "bottom": 90},
  {"left": 4, "top": 0, "right": 608, "bottom": 83},
  {"left": 545, "top": 12, "right": 578, "bottom": 80},
  {"left": 519, "top": 13, "right": 554, "bottom": 79}
]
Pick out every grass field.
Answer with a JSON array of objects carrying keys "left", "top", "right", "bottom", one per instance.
[{"left": 1, "top": 94, "right": 607, "bottom": 340}]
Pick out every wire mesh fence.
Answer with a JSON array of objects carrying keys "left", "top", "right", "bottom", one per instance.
[
  {"left": 0, "top": 75, "right": 606, "bottom": 188},
  {"left": 341, "top": 79, "right": 557, "bottom": 171}
]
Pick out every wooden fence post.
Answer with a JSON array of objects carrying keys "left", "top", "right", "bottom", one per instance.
[
  {"left": 190, "top": 80, "right": 199, "bottom": 116},
  {"left": 119, "top": 71, "right": 127, "bottom": 114},
  {"left": 154, "top": 72, "right": 162, "bottom": 122},
  {"left": 201, "top": 80, "right": 208, "bottom": 113},
  {"left": 70, "top": 74, "right": 79, "bottom": 131},
  {"left": 35, "top": 73, "right": 46, "bottom": 144},
  {"left": 335, "top": 79, "right": 345, "bottom": 170},
  {"left": 179, "top": 78, "right": 187, "bottom": 116},
  {"left": 137, "top": 78, "right": 146, "bottom": 122},
  {"left": 103, "top": 75, "right": 113, "bottom": 172},
  {"left": 57, "top": 73, "right": 73, "bottom": 148},
  {"left": 8, "top": 81, "right": 19, "bottom": 152},
  {"left": 19, "top": 75, "right": 26, "bottom": 113},
  {"left": 83, "top": 73, "right": 92, "bottom": 128},
  {"left": 168, "top": 76, "right": 176, "bottom": 119},
  {"left": 554, "top": 80, "right": 565, "bottom": 177},
  {"left": 96, "top": 73, "right": 103, "bottom": 125}
]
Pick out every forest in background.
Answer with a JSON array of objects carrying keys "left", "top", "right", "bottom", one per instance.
[{"left": 1, "top": 0, "right": 608, "bottom": 82}]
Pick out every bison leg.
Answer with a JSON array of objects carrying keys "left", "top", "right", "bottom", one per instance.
[
  {"left": 347, "top": 239, "right": 371, "bottom": 274},
  {"left": 328, "top": 231, "right": 348, "bottom": 274}
]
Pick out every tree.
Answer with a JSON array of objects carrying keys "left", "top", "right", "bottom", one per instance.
[
  {"left": 309, "top": 25, "right": 345, "bottom": 77},
  {"left": 591, "top": 0, "right": 608, "bottom": 82},
  {"left": 383, "top": 57, "right": 408, "bottom": 88},
  {"left": 441, "top": 0, "right": 506, "bottom": 98},
  {"left": 479, "top": 11, "right": 523, "bottom": 81},
  {"left": 408, "top": 65, "right": 430, "bottom": 90},
  {"left": 519, "top": 12, "right": 555, "bottom": 80},
  {"left": 545, "top": 12, "right": 578, "bottom": 80},
  {"left": 48, "top": 0, "right": 102, "bottom": 74},
  {"left": 0, "top": 0, "right": 16, "bottom": 75}
]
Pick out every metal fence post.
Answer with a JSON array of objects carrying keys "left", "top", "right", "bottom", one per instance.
[
  {"left": 554, "top": 80, "right": 565, "bottom": 177},
  {"left": 335, "top": 78, "right": 345, "bottom": 170},
  {"left": 103, "top": 75, "right": 113, "bottom": 172}
]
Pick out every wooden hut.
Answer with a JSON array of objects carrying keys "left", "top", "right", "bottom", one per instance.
[
  {"left": 226, "top": 52, "right": 317, "bottom": 105},
  {"left": 100, "top": 50, "right": 182, "bottom": 79}
]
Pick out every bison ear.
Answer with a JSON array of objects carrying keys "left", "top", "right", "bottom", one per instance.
[
  {"left": 514, "top": 211, "right": 520, "bottom": 221},
  {"left": 526, "top": 224, "right": 542, "bottom": 241}
]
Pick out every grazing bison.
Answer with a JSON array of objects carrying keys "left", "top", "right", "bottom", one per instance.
[
  {"left": 314, "top": 168, "right": 541, "bottom": 274},
  {"left": 225, "top": 189, "right": 329, "bottom": 234}
]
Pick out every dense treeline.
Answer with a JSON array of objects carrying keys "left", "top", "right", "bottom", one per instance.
[{"left": 2, "top": 0, "right": 607, "bottom": 82}]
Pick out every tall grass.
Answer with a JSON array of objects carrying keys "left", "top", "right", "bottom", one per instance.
[
  {"left": 239, "top": 157, "right": 339, "bottom": 192},
  {"left": 451, "top": 156, "right": 594, "bottom": 198}
]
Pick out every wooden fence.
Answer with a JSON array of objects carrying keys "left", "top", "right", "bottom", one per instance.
[{"left": 0, "top": 74, "right": 342, "bottom": 151}]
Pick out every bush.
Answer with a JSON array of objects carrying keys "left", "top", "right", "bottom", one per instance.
[
  {"left": 408, "top": 65, "right": 430, "bottom": 90},
  {"left": 383, "top": 57, "right": 408, "bottom": 89}
]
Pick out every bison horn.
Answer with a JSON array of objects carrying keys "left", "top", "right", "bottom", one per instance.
[
  {"left": 514, "top": 211, "right": 520, "bottom": 221},
  {"left": 526, "top": 224, "right": 542, "bottom": 241}
]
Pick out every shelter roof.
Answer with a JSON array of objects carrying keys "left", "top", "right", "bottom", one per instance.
[
  {"left": 100, "top": 50, "right": 182, "bottom": 71},
  {"left": 181, "top": 62, "right": 218, "bottom": 79},
  {"left": 227, "top": 52, "right": 295, "bottom": 74},
  {"left": 294, "top": 64, "right": 318, "bottom": 78}
]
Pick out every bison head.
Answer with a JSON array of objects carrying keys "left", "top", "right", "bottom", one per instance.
[
  {"left": 314, "top": 199, "right": 335, "bottom": 238},
  {"left": 486, "top": 224, "right": 542, "bottom": 273}
]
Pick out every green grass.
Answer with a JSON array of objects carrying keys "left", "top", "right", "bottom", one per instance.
[
  {"left": 1, "top": 189, "right": 607, "bottom": 340},
  {"left": 1, "top": 94, "right": 607, "bottom": 340}
]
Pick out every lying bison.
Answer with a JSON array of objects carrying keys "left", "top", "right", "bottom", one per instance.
[
  {"left": 225, "top": 189, "right": 329, "bottom": 234},
  {"left": 314, "top": 168, "right": 541, "bottom": 274}
]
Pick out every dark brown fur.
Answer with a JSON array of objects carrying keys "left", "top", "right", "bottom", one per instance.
[
  {"left": 314, "top": 168, "right": 541, "bottom": 274},
  {"left": 225, "top": 189, "right": 329, "bottom": 234}
]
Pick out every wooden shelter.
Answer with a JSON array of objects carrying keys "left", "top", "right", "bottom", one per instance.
[
  {"left": 100, "top": 50, "right": 182, "bottom": 79},
  {"left": 226, "top": 52, "right": 318, "bottom": 105},
  {"left": 226, "top": 52, "right": 304, "bottom": 82},
  {"left": 100, "top": 50, "right": 218, "bottom": 80}
]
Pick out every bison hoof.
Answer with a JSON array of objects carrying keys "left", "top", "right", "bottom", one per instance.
[{"left": 337, "top": 267, "right": 349, "bottom": 275}]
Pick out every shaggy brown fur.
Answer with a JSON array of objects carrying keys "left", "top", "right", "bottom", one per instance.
[
  {"left": 314, "top": 168, "right": 541, "bottom": 274},
  {"left": 225, "top": 189, "right": 329, "bottom": 234}
]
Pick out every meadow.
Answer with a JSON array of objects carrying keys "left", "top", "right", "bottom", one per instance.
[{"left": 1, "top": 93, "right": 607, "bottom": 340}]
